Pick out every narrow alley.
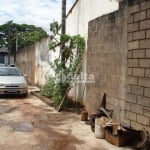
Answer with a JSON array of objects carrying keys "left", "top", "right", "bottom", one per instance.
[{"left": 0, "top": 94, "right": 132, "bottom": 150}]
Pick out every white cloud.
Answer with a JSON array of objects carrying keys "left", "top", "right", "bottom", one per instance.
[{"left": 0, "top": 0, "right": 76, "bottom": 33}]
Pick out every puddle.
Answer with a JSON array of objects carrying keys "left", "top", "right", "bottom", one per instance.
[{"left": 12, "top": 122, "right": 33, "bottom": 132}]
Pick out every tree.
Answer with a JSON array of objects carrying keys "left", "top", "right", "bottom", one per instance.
[
  {"left": 41, "top": 21, "right": 85, "bottom": 107},
  {"left": 0, "top": 22, "right": 48, "bottom": 54},
  {"left": 41, "top": 0, "right": 85, "bottom": 109}
]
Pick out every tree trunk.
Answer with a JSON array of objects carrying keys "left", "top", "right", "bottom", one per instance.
[
  {"left": 61, "top": 0, "right": 66, "bottom": 35},
  {"left": 60, "top": 0, "right": 66, "bottom": 100},
  {"left": 61, "top": 0, "right": 66, "bottom": 71}
]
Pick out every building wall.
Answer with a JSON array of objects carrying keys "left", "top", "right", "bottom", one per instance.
[
  {"left": 67, "top": 0, "right": 119, "bottom": 39},
  {"left": 4, "top": 55, "right": 14, "bottom": 64},
  {"left": 16, "top": 45, "right": 35, "bottom": 85},
  {"left": 0, "top": 54, "right": 5, "bottom": 63},
  {"left": 16, "top": 38, "right": 51, "bottom": 86},
  {"left": 86, "top": 0, "right": 150, "bottom": 131},
  {"left": 35, "top": 38, "right": 51, "bottom": 86},
  {"left": 66, "top": 0, "right": 119, "bottom": 103},
  {"left": 0, "top": 48, "right": 14, "bottom": 64},
  {"left": 87, "top": 3, "right": 127, "bottom": 121},
  {"left": 126, "top": 0, "right": 150, "bottom": 132}
]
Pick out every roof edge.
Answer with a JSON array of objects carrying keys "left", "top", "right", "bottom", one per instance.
[{"left": 66, "top": 0, "right": 79, "bottom": 18}]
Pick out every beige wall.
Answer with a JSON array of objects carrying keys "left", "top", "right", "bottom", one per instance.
[
  {"left": 35, "top": 38, "right": 51, "bottom": 86},
  {"left": 16, "top": 38, "right": 51, "bottom": 86},
  {"left": 16, "top": 45, "right": 35, "bottom": 85}
]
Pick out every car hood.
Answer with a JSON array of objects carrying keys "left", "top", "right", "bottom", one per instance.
[{"left": 0, "top": 76, "right": 27, "bottom": 85}]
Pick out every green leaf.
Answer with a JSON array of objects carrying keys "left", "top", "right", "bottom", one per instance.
[{"left": 0, "top": 22, "right": 48, "bottom": 51}]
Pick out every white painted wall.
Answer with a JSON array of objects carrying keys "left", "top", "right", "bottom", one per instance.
[
  {"left": 66, "top": 0, "right": 119, "bottom": 103},
  {"left": 66, "top": 0, "right": 119, "bottom": 39},
  {"left": 35, "top": 38, "right": 51, "bottom": 86},
  {"left": 34, "top": 0, "right": 119, "bottom": 94}
]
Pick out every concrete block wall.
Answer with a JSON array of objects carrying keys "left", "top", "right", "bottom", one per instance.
[
  {"left": 126, "top": 0, "right": 150, "bottom": 131},
  {"left": 86, "top": 4, "right": 127, "bottom": 121},
  {"left": 87, "top": 0, "right": 150, "bottom": 131}
]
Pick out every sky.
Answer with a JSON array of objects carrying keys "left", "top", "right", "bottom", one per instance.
[{"left": 0, "top": 0, "right": 76, "bottom": 33}]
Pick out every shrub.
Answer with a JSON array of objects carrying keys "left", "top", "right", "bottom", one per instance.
[{"left": 40, "top": 78, "right": 55, "bottom": 98}]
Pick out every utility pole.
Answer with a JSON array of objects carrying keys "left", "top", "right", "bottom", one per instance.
[
  {"left": 8, "top": 20, "right": 13, "bottom": 65},
  {"left": 60, "top": 0, "right": 66, "bottom": 98},
  {"left": 61, "top": 0, "right": 66, "bottom": 69},
  {"left": 14, "top": 33, "right": 18, "bottom": 64},
  {"left": 61, "top": 0, "right": 66, "bottom": 35},
  {"left": 61, "top": 0, "right": 66, "bottom": 71}
]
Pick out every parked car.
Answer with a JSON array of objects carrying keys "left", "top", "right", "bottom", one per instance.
[{"left": 0, "top": 64, "right": 28, "bottom": 97}]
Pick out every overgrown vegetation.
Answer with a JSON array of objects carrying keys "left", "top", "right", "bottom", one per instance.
[
  {"left": 41, "top": 21, "right": 85, "bottom": 108},
  {"left": 40, "top": 78, "right": 55, "bottom": 98},
  {"left": 0, "top": 22, "right": 48, "bottom": 52}
]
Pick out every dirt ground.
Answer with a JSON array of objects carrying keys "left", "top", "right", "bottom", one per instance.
[{"left": 0, "top": 93, "right": 133, "bottom": 150}]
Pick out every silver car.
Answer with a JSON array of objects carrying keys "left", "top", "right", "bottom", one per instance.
[{"left": 0, "top": 65, "right": 28, "bottom": 97}]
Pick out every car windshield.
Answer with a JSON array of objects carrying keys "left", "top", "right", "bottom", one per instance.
[{"left": 0, "top": 67, "right": 22, "bottom": 76}]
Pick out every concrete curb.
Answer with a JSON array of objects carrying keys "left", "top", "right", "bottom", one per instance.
[{"left": 30, "top": 91, "right": 54, "bottom": 107}]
